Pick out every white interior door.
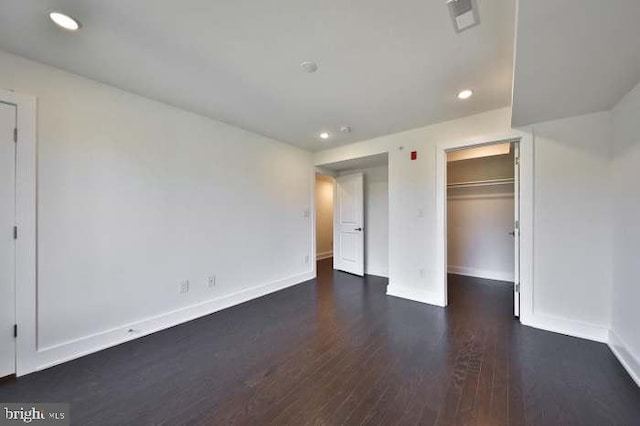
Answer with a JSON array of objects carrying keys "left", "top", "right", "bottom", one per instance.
[
  {"left": 0, "top": 102, "right": 16, "bottom": 377},
  {"left": 333, "top": 173, "right": 364, "bottom": 276},
  {"left": 513, "top": 143, "right": 520, "bottom": 317}
]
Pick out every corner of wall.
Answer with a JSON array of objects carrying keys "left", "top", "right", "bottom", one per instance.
[
  {"left": 386, "top": 283, "right": 445, "bottom": 307},
  {"left": 521, "top": 314, "right": 609, "bottom": 343},
  {"left": 608, "top": 329, "right": 640, "bottom": 387},
  {"left": 608, "top": 78, "right": 640, "bottom": 388}
]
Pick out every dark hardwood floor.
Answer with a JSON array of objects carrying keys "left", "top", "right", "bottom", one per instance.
[{"left": 1, "top": 259, "right": 639, "bottom": 425}]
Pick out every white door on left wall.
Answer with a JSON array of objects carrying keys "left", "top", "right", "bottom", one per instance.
[{"left": 0, "top": 101, "right": 16, "bottom": 378}]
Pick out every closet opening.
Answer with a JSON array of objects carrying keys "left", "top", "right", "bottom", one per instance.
[{"left": 446, "top": 142, "right": 520, "bottom": 317}]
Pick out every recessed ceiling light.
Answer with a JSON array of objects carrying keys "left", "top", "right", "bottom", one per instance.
[
  {"left": 457, "top": 89, "right": 473, "bottom": 100},
  {"left": 319, "top": 132, "right": 330, "bottom": 140},
  {"left": 300, "top": 61, "right": 318, "bottom": 73},
  {"left": 49, "top": 12, "right": 81, "bottom": 31}
]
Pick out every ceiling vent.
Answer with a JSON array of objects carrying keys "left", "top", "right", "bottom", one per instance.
[{"left": 447, "top": 0, "right": 480, "bottom": 33}]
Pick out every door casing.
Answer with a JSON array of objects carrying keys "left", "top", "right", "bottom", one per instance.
[
  {"left": 513, "top": 142, "right": 521, "bottom": 317},
  {"left": 436, "top": 130, "right": 533, "bottom": 324},
  {"left": 0, "top": 89, "right": 37, "bottom": 377},
  {"left": 0, "top": 101, "right": 17, "bottom": 377}
]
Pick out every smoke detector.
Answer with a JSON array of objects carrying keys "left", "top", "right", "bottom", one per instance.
[
  {"left": 300, "top": 61, "right": 319, "bottom": 73},
  {"left": 340, "top": 126, "right": 352, "bottom": 134},
  {"left": 446, "top": 0, "right": 480, "bottom": 33}
]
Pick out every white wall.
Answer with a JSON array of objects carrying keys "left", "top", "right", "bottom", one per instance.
[
  {"left": 363, "top": 166, "right": 389, "bottom": 277},
  {"left": 339, "top": 166, "right": 389, "bottom": 277},
  {"left": 528, "top": 112, "right": 613, "bottom": 331},
  {"left": 0, "top": 50, "right": 313, "bottom": 372},
  {"left": 315, "top": 108, "right": 514, "bottom": 304},
  {"left": 611, "top": 80, "right": 640, "bottom": 383},
  {"left": 447, "top": 154, "right": 514, "bottom": 282},
  {"left": 315, "top": 175, "right": 334, "bottom": 258}
]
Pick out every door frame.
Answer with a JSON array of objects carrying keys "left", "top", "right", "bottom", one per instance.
[
  {"left": 0, "top": 89, "right": 37, "bottom": 376},
  {"left": 436, "top": 130, "right": 533, "bottom": 324}
]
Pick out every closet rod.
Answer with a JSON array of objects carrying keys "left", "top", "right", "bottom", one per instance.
[{"left": 447, "top": 178, "right": 514, "bottom": 189}]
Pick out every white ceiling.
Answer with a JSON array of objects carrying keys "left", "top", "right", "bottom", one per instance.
[
  {"left": 0, "top": 0, "right": 515, "bottom": 150},
  {"left": 512, "top": 0, "right": 640, "bottom": 127}
]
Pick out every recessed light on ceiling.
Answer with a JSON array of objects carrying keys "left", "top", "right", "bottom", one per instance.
[
  {"left": 49, "top": 12, "right": 81, "bottom": 31},
  {"left": 300, "top": 61, "right": 318, "bottom": 73},
  {"left": 319, "top": 132, "right": 330, "bottom": 140},
  {"left": 457, "top": 89, "right": 473, "bottom": 100}
]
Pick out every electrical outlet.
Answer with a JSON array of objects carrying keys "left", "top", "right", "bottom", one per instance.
[
  {"left": 179, "top": 280, "right": 190, "bottom": 294},
  {"left": 208, "top": 275, "right": 216, "bottom": 287},
  {"left": 303, "top": 208, "right": 310, "bottom": 218},
  {"left": 419, "top": 268, "right": 426, "bottom": 278},
  {"left": 304, "top": 255, "right": 310, "bottom": 264}
]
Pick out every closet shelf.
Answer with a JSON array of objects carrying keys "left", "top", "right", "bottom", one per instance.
[{"left": 447, "top": 178, "right": 514, "bottom": 189}]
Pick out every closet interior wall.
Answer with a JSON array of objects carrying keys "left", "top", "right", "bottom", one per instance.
[{"left": 447, "top": 149, "right": 515, "bottom": 282}]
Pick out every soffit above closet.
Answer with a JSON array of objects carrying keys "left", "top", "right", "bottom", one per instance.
[{"left": 512, "top": 0, "right": 640, "bottom": 126}]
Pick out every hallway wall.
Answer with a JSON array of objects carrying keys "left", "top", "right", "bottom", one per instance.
[{"left": 315, "top": 175, "right": 334, "bottom": 259}]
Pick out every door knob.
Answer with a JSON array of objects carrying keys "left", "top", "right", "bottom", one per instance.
[
  {"left": 508, "top": 231, "right": 516, "bottom": 236},
  {"left": 355, "top": 227, "right": 362, "bottom": 231}
]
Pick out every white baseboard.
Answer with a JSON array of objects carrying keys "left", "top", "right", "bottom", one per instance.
[
  {"left": 386, "top": 284, "right": 445, "bottom": 307},
  {"left": 365, "top": 268, "right": 389, "bottom": 278},
  {"left": 447, "top": 265, "right": 514, "bottom": 282},
  {"left": 608, "top": 330, "right": 640, "bottom": 387},
  {"left": 20, "top": 271, "right": 315, "bottom": 376},
  {"left": 521, "top": 313, "right": 609, "bottom": 343},
  {"left": 316, "top": 251, "right": 333, "bottom": 260}
]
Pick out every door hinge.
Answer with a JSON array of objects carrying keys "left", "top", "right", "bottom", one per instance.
[
  {"left": 515, "top": 283, "right": 520, "bottom": 292},
  {"left": 13, "top": 324, "right": 17, "bottom": 338},
  {"left": 13, "top": 226, "right": 17, "bottom": 240},
  {"left": 515, "top": 156, "right": 519, "bottom": 165},
  {"left": 13, "top": 127, "right": 17, "bottom": 143},
  {"left": 514, "top": 220, "right": 519, "bottom": 230}
]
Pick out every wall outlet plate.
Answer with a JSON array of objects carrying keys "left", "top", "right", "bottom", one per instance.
[
  {"left": 208, "top": 275, "right": 216, "bottom": 287},
  {"left": 304, "top": 255, "right": 310, "bottom": 264},
  {"left": 180, "top": 280, "right": 190, "bottom": 294}
]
